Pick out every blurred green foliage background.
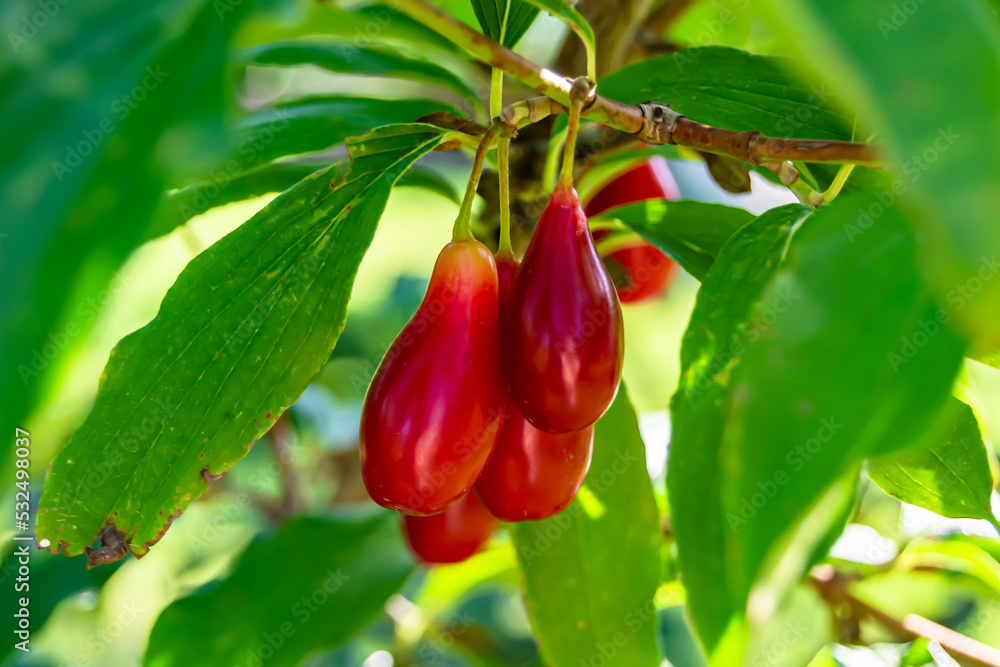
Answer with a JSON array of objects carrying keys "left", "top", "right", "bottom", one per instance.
[{"left": 4, "top": 0, "right": 1000, "bottom": 665}]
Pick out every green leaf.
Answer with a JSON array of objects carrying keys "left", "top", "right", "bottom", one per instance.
[
  {"left": 667, "top": 203, "right": 810, "bottom": 655},
  {"left": 144, "top": 511, "right": 413, "bottom": 667},
  {"left": 236, "top": 3, "right": 461, "bottom": 55},
  {"left": 149, "top": 163, "right": 321, "bottom": 239},
  {"left": 869, "top": 398, "right": 997, "bottom": 525},
  {"left": 598, "top": 46, "right": 853, "bottom": 139},
  {"left": 37, "top": 123, "right": 449, "bottom": 561},
  {"left": 238, "top": 40, "right": 479, "bottom": 103},
  {"left": 229, "top": 97, "right": 455, "bottom": 175},
  {"left": 719, "top": 192, "right": 966, "bottom": 657},
  {"left": 0, "top": 548, "right": 121, "bottom": 663},
  {"left": 150, "top": 163, "right": 458, "bottom": 241},
  {"left": 596, "top": 200, "right": 755, "bottom": 281},
  {"left": 510, "top": 386, "right": 660, "bottom": 667},
  {"left": 0, "top": 0, "right": 249, "bottom": 464},
  {"left": 396, "top": 166, "right": 461, "bottom": 204},
  {"left": 897, "top": 538, "right": 1000, "bottom": 600},
  {"left": 469, "top": 0, "right": 540, "bottom": 48},
  {"left": 519, "top": 0, "right": 595, "bottom": 76},
  {"left": 760, "top": 0, "right": 1000, "bottom": 345}
]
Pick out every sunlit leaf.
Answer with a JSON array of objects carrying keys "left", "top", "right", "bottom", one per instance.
[
  {"left": 870, "top": 398, "right": 997, "bottom": 525},
  {"left": 596, "top": 200, "right": 754, "bottom": 281},
  {"left": 760, "top": 0, "right": 1000, "bottom": 343},
  {"left": 510, "top": 387, "right": 660, "bottom": 667},
  {"left": 37, "top": 124, "right": 449, "bottom": 561},
  {"left": 668, "top": 203, "right": 810, "bottom": 654},
  {"left": 238, "top": 40, "right": 479, "bottom": 103},
  {"left": 0, "top": 0, "right": 250, "bottom": 464},
  {"left": 719, "top": 192, "right": 966, "bottom": 657}
]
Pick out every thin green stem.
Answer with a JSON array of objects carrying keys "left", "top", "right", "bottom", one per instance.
[
  {"left": 490, "top": 68, "right": 503, "bottom": 118},
  {"left": 498, "top": 135, "right": 513, "bottom": 255},
  {"left": 821, "top": 163, "right": 856, "bottom": 202},
  {"left": 395, "top": 0, "right": 880, "bottom": 167},
  {"left": 454, "top": 127, "right": 497, "bottom": 242},
  {"left": 557, "top": 80, "right": 590, "bottom": 189},
  {"left": 558, "top": 111, "right": 579, "bottom": 188}
]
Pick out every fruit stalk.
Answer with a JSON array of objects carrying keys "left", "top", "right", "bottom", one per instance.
[{"left": 453, "top": 125, "right": 497, "bottom": 241}]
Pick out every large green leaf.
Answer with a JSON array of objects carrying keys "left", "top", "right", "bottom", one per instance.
[
  {"left": 594, "top": 200, "right": 754, "bottom": 281},
  {"left": 469, "top": 0, "right": 540, "bottom": 48},
  {"left": 760, "top": 0, "right": 1000, "bottom": 344},
  {"left": 238, "top": 40, "right": 479, "bottom": 102},
  {"left": 235, "top": 3, "right": 462, "bottom": 54},
  {"left": 510, "top": 387, "right": 661, "bottom": 667},
  {"left": 229, "top": 97, "right": 455, "bottom": 175},
  {"left": 598, "top": 46, "right": 853, "bottom": 139},
  {"left": 668, "top": 203, "right": 810, "bottom": 655},
  {"left": 869, "top": 398, "right": 997, "bottom": 525},
  {"left": 149, "top": 163, "right": 459, "bottom": 241},
  {"left": 37, "top": 124, "right": 449, "bottom": 561},
  {"left": 519, "top": 0, "right": 594, "bottom": 75},
  {"left": 719, "top": 192, "right": 966, "bottom": 658},
  {"left": 144, "top": 511, "right": 413, "bottom": 667},
  {"left": 0, "top": 0, "right": 250, "bottom": 465}
]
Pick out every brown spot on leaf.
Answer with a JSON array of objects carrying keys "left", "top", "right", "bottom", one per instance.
[
  {"left": 85, "top": 525, "right": 128, "bottom": 569},
  {"left": 202, "top": 468, "right": 225, "bottom": 487}
]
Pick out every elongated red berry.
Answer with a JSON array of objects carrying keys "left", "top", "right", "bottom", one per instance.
[
  {"left": 476, "top": 409, "right": 593, "bottom": 521},
  {"left": 403, "top": 491, "right": 496, "bottom": 564},
  {"left": 584, "top": 156, "right": 680, "bottom": 216},
  {"left": 586, "top": 157, "right": 680, "bottom": 303},
  {"left": 504, "top": 185, "right": 624, "bottom": 433},
  {"left": 360, "top": 240, "right": 505, "bottom": 515}
]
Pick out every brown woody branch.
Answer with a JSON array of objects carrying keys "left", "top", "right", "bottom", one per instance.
[
  {"left": 396, "top": 0, "right": 879, "bottom": 168},
  {"left": 811, "top": 565, "right": 1000, "bottom": 667}
]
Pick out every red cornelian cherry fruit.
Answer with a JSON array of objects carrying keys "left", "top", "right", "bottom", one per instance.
[
  {"left": 585, "top": 157, "right": 680, "bottom": 304},
  {"left": 360, "top": 240, "right": 505, "bottom": 515},
  {"left": 503, "top": 185, "right": 624, "bottom": 433},
  {"left": 402, "top": 491, "right": 497, "bottom": 564},
  {"left": 475, "top": 409, "right": 594, "bottom": 521}
]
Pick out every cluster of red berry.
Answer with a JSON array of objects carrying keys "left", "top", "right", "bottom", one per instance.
[{"left": 359, "top": 158, "right": 679, "bottom": 564}]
